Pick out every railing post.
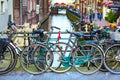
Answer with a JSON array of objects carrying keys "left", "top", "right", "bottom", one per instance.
[{"left": 24, "top": 31, "right": 26, "bottom": 47}]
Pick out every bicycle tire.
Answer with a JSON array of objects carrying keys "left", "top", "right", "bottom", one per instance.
[
  {"left": 98, "top": 40, "right": 111, "bottom": 72},
  {"left": 20, "top": 43, "right": 52, "bottom": 74},
  {"left": 104, "top": 44, "right": 120, "bottom": 74},
  {"left": 33, "top": 43, "right": 53, "bottom": 72},
  {"left": 45, "top": 42, "right": 62, "bottom": 72},
  {"left": 0, "top": 43, "right": 18, "bottom": 75},
  {"left": 74, "top": 43, "right": 104, "bottom": 74},
  {"left": 49, "top": 42, "right": 72, "bottom": 73}
]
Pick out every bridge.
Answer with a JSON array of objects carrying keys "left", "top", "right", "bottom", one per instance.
[{"left": 50, "top": 6, "right": 67, "bottom": 14}]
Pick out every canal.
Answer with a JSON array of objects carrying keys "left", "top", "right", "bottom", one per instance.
[
  {"left": 48, "top": 10, "right": 72, "bottom": 31},
  {"left": 45, "top": 10, "right": 73, "bottom": 67},
  {"left": 39, "top": 9, "right": 74, "bottom": 43},
  {"left": 48, "top": 10, "right": 73, "bottom": 42}
]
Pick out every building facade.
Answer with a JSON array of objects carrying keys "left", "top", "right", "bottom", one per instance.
[
  {"left": 74, "top": 0, "right": 120, "bottom": 19},
  {"left": 13, "top": 0, "right": 50, "bottom": 25},
  {"left": 0, "top": 0, "right": 9, "bottom": 31},
  {"left": 0, "top": 0, "right": 50, "bottom": 31}
]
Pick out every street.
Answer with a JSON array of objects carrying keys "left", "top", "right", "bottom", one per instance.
[{"left": 0, "top": 71, "right": 120, "bottom": 80}]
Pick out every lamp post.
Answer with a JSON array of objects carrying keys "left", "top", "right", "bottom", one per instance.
[
  {"left": 20, "top": 0, "right": 23, "bottom": 25},
  {"left": 81, "top": 0, "right": 84, "bottom": 21},
  {"left": 36, "top": 0, "right": 40, "bottom": 23}
]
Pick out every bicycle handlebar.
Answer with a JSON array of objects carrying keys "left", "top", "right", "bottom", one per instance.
[
  {"left": 51, "top": 26, "right": 61, "bottom": 30},
  {"left": 66, "top": 29, "right": 99, "bottom": 40},
  {"left": 8, "top": 21, "right": 24, "bottom": 28},
  {"left": 32, "top": 29, "right": 44, "bottom": 34},
  {"left": 66, "top": 29, "right": 83, "bottom": 37}
]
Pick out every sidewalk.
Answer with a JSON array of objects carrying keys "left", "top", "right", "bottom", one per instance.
[
  {"left": 0, "top": 71, "right": 120, "bottom": 80},
  {"left": 94, "top": 19, "right": 109, "bottom": 27}
]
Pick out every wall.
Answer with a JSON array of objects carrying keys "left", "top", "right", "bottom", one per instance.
[
  {"left": 13, "top": 0, "right": 20, "bottom": 24},
  {"left": 8, "top": 0, "right": 13, "bottom": 21},
  {"left": 0, "top": 0, "right": 9, "bottom": 31}
]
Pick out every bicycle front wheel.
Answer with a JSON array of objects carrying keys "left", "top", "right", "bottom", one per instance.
[
  {"left": 49, "top": 42, "right": 72, "bottom": 73},
  {"left": 104, "top": 44, "right": 120, "bottom": 74},
  {"left": 33, "top": 43, "right": 53, "bottom": 73},
  {"left": 74, "top": 44, "right": 104, "bottom": 74}
]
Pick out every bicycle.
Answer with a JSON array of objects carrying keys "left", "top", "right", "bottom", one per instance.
[
  {"left": 71, "top": 21, "right": 112, "bottom": 72},
  {"left": 49, "top": 29, "right": 104, "bottom": 74},
  {"left": 0, "top": 37, "right": 17, "bottom": 75},
  {"left": 104, "top": 28, "right": 120, "bottom": 74},
  {"left": 20, "top": 26, "right": 62, "bottom": 74},
  {"left": 0, "top": 22, "right": 24, "bottom": 75},
  {"left": 0, "top": 22, "right": 57, "bottom": 75}
]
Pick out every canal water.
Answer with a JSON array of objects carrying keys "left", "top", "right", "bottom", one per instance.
[
  {"left": 49, "top": 10, "right": 72, "bottom": 31},
  {"left": 48, "top": 10, "right": 73, "bottom": 42}
]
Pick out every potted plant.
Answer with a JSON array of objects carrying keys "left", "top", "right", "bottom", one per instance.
[{"left": 105, "top": 9, "right": 117, "bottom": 29}]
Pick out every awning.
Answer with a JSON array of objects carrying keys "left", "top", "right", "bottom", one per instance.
[{"left": 61, "top": 2, "right": 66, "bottom": 5}]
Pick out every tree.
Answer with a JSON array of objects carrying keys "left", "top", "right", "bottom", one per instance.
[{"left": 105, "top": 9, "right": 117, "bottom": 23}]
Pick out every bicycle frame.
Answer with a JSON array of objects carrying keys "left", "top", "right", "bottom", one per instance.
[
  {"left": 32, "top": 27, "right": 61, "bottom": 62},
  {"left": 58, "top": 30, "right": 103, "bottom": 67}
]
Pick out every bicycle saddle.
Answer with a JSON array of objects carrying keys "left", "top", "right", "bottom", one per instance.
[
  {"left": 66, "top": 30, "right": 83, "bottom": 37},
  {"left": 33, "top": 29, "right": 44, "bottom": 34},
  {"left": 72, "top": 32, "right": 84, "bottom": 37}
]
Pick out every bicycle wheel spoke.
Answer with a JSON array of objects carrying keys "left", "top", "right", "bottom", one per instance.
[
  {"left": 20, "top": 43, "right": 50, "bottom": 74},
  {"left": 49, "top": 42, "right": 72, "bottom": 73},
  {"left": 104, "top": 44, "right": 120, "bottom": 74},
  {"left": 74, "top": 44, "right": 103, "bottom": 74}
]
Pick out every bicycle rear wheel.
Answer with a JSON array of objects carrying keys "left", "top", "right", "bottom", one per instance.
[
  {"left": 74, "top": 44, "right": 104, "bottom": 74},
  {"left": 33, "top": 43, "right": 53, "bottom": 72},
  {"left": 47, "top": 42, "right": 62, "bottom": 71},
  {"left": 104, "top": 44, "right": 120, "bottom": 74},
  {"left": 49, "top": 42, "right": 72, "bottom": 73},
  {"left": 0, "top": 43, "right": 17, "bottom": 75},
  {"left": 20, "top": 43, "right": 51, "bottom": 74}
]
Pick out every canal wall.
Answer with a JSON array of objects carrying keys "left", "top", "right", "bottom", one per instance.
[
  {"left": 38, "top": 12, "right": 50, "bottom": 31},
  {"left": 66, "top": 9, "right": 81, "bottom": 31},
  {"left": 50, "top": 7, "right": 58, "bottom": 14},
  {"left": 66, "top": 9, "right": 80, "bottom": 22}
]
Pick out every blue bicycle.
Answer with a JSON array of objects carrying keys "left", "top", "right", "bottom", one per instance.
[{"left": 49, "top": 30, "right": 104, "bottom": 74}]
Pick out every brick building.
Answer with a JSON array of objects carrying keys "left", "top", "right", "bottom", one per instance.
[{"left": 13, "top": 0, "right": 50, "bottom": 25}]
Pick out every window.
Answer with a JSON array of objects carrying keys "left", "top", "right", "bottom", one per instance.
[
  {"left": 32, "top": 0, "right": 36, "bottom": 10},
  {"left": 1, "top": 1, "right": 4, "bottom": 13},
  {"left": 13, "top": 0, "right": 20, "bottom": 8},
  {"left": 28, "top": 0, "right": 32, "bottom": 12}
]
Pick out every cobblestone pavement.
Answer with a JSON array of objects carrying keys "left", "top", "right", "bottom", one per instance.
[{"left": 0, "top": 71, "right": 120, "bottom": 80}]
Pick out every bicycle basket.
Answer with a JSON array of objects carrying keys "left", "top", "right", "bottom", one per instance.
[{"left": 110, "top": 31, "right": 120, "bottom": 41}]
